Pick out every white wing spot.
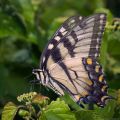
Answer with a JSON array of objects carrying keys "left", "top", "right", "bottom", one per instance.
[
  {"left": 100, "top": 14, "right": 105, "bottom": 19},
  {"left": 60, "top": 27, "right": 66, "bottom": 32},
  {"left": 99, "top": 26, "right": 103, "bottom": 30},
  {"left": 48, "top": 44, "right": 54, "bottom": 49},
  {"left": 95, "top": 53, "right": 98, "bottom": 57},
  {"left": 43, "top": 57, "right": 45, "bottom": 62},
  {"left": 97, "top": 38, "right": 100, "bottom": 42},
  {"left": 55, "top": 36, "right": 61, "bottom": 41},
  {"left": 98, "top": 32, "right": 101, "bottom": 36},
  {"left": 96, "top": 45, "right": 99, "bottom": 50},
  {"left": 71, "top": 19, "right": 75, "bottom": 23},
  {"left": 79, "top": 16, "right": 82, "bottom": 20},
  {"left": 100, "top": 19, "right": 103, "bottom": 24}
]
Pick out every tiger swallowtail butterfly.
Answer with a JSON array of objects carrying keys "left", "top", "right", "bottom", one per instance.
[{"left": 32, "top": 13, "right": 112, "bottom": 107}]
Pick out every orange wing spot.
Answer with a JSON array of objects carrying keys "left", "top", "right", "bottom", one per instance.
[
  {"left": 74, "top": 95, "right": 81, "bottom": 101},
  {"left": 98, "top": 75, "right": 104, "bottom": 82},
  {"left": 87, "top": 58, "right": 92, "bottom": 65},
  {"left": 81, "top": 91, "right": 89, "bottom": 97},
  {"left": 84, "top": 78, "right": 93, "bottom": 86},
  {"left": 95, "top": 65, "right": 100, "bottom": 73},
  {"left": 101, "top": 85, "right": 108, "bottom": 92}
]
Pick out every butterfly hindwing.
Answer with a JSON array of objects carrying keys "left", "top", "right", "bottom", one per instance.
[
  {"left": 48, "top": 57, "right": 110, "bottom": 107},
  {"left": 49, "top": 57, "right": 92, "bottom": 96}
]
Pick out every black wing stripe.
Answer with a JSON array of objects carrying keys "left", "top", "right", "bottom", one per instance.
[
  {"left": 49, "top": 78, "right": 64, "bottom": 95},
  {"left": 89, "top": 14, "right": 106, "bottom": 57},
  {"left": 51, "top": 76, "right": 82, "bottom": 95},
  {"left": 51, "top": 48, "right": 62, "bottom": 63},
  {"left": 63, "top": 38, "right": 75, "bottom": 57},
  {"left": 58, "top": 62, "right": 78, "bottom": 93}
]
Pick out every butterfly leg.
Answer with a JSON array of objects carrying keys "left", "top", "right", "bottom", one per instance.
[{"left": 29, "top": 79, "right": 41, "bottom": 84}]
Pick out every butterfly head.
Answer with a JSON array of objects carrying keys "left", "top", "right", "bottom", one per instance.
[{"left": 32, "top": 69, "right": 47, "bottom": 85}]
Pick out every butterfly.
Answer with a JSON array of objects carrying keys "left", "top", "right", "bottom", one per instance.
[{"left": 32, "top": 13, "right": 112, "bottom": 107}]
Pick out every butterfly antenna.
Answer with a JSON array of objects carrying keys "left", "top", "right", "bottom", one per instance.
[
  {"left": 30, "top": 83, "right": 34, "bottom": 92},
  {"left": 24, "top": 66, "right": 38, "bottom": 79},
  {"left": 23, "top": 74, "right": 33, "bottom": 80},
  {"left": 29, "top": 78, "right": 37, "bottom": 92}
]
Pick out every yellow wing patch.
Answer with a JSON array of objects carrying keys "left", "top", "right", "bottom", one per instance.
[
  {"left": 86, "top": 58, "right": 92, "bottom": 65},
  {"left": 98, "top": 75, "right": 104, "bottom": 82}
]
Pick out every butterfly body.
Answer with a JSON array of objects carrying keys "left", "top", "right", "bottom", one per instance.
[{"left": 33, "top": 13, "right": 111, "bottom": 107}]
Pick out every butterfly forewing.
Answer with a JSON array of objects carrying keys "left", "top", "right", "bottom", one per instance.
[
  {"left": 40, "top": 15, "right": 84, "bottom": 69},
  {"left": 42, "top": 13, "right": 106, "bottom": 70}
]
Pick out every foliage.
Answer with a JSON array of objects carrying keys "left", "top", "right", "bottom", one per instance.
[
  {"left": 1, "top": 93, "right": 76, "bottom": 120},
  {"left": 0, "top": 0, "right": 120, "bottom": 120},
  {"left": 1, "top": 91, "right": 120, "bottom": 120}
]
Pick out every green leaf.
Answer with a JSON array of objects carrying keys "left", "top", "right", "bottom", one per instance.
[
  {"left": 75, "top": 90, "right": 116, "bottom": 120},
  {"left": 60, "top": 93, "right": 82, "bottom": 111},
  {"left": 105, "top": 30, "right": 120, "bottom": 74},
  {"left": 10, "top": 0, "right": 35, "bottom": 25},
  {"left": 99, "top": 32, "right": 108, "bottom": 68},
  {"left": 108, "top": 31, "right": 120, "bottom": 56},
  {"left": 39, "top": 98, "right": 76, "bottom": 120},
  {"left": 75, "top": 99, "right": 116, "bottom": 120},
  {"left": 0, "top": 12, "right": 24, "bottom": 37},
  {"left": 18, "top": 109, "right": 29, "bottom": 118},
  {"left": 94, "top": 100, "right": 116, "bottom": 119},
  {"left": 1, "top": 102, "right": 18, "bottom": 120}
]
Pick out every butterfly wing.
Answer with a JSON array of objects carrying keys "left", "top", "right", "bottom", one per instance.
[
  {"left": 41, "top": 13, "right": 106, "bottom": 70},
  {"left": 40, "top": 15, "right": 84, "bottom": 69},
  {"left": 39, "top": 13, "right": 111, "bottom": 107},
  {"left": 48, "top": 57, "right": 110, "bottom": 107},
  {"left": 49, "top": 57, "right": 92, "bottom": 96}
]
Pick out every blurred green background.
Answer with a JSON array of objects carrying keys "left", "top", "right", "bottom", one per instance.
[{"left": 0, "top": 0, "right": 120, "bottom": 111}]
